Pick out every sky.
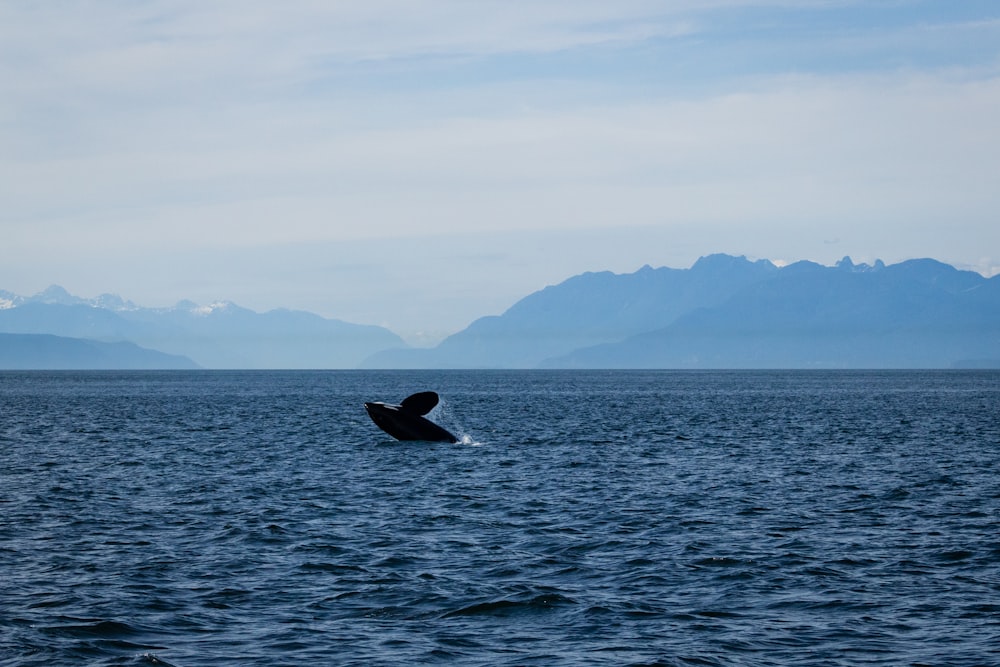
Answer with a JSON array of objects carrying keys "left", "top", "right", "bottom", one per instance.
[{"left": 2, "top": 1, "right": 999, "bottom": 345}]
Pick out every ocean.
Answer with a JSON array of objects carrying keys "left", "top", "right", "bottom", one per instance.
[{"left": 1, "top": 370, "right": 998, "bottom": 666}]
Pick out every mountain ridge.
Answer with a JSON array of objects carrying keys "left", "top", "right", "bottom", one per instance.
[
  {"left": 542, "top": 257, "right": 1000, "bottom": 368},
  {"left": 363, "top": 253, "right": 781, "bottom": 368},
  {"left": 363, "top": 254, "right": 999, "bottom": 369},
  {"left": 0, "top": 333, "right": 199, "bottom": 370},
  {"left": 4, "top": 254, "right": 998, "bottom": 369},
  {"left": 0, "top": 291, "right": 404, "bottom": 369}
]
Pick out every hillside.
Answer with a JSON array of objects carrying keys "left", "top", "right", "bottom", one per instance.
[
  {"left": 0, "top": 333, "right": 199, "bottom": 370},
  {"left": 6, "top": 255, "right": 997, "bottom": 369},
  {"left": 545, "top": 258, "right": 1000, "bottom": 368},
  {"left": 0, "top": 288, "right": 404, "bottom": 369},
  {"left": 364, "top": 255, "right": 1000, "bottom": 369},
  {"left": 363, "top": 254, "right": 778, "bottom": 368}
]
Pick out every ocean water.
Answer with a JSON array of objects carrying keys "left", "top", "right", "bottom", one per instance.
[{"left": 1, "top": 370, "right": 998, "bottom": 666}]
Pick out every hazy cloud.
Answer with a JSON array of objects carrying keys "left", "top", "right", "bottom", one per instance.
[{"left": 2, "top": 1, "right": 998, "bottom": 341}]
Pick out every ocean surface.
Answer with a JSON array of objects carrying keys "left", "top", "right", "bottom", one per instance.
[{"left": 1, "top": 370, "right": 998, "bottom": 666}]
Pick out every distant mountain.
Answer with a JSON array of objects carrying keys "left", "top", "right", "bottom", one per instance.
[
  {"left": 0, "top": 290, "right": 405, "bottom": 369},
  {"left": 0, "top": 333, "right": 198, "bottom": 370},
  {"left": 363, "top": 254, "right": 779, "bottom": 368},
  {"left": 363, "top": 255, "right": 1000, "bottom": 369},
  {"left": 546, "top": 257, "right": 1000, "bottom": 368},
  {"left": 8, "top": 255, "right": 998, "bottom": 370}
]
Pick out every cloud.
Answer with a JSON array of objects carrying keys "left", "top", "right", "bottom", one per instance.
[
  {"left": 15, "top": 1, "right": 988, "bottom": 118},
  {"left": 5, "top": 68, "right": 998, "bottom": 243},
  {"left": 0, "top": 1, "right": 692, "bottom": 90},
  {"left": 2, "top": 1, "right": 998, "bottom": 339}
]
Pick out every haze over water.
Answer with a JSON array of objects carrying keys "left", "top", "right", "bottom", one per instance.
[{"left": 2, "top": 370, "right": 998, "bottom": 665}]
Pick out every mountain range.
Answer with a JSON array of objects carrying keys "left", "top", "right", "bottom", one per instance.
[
  {"left": 2, "top": 254, "right": 998, "bottom": 369},
  {"left": 546, "top": 256, "right": 1000, "bottom": 368},
  {"left": 0, "top": 286, "right": 403, "bottom": 369},
  {"left": 362, "top": 254, "right": 1000, "bottom": 369}
]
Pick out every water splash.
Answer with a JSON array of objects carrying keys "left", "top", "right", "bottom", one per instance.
[{"left": 431, "top": 398, "right": 479, "bottom": 445}]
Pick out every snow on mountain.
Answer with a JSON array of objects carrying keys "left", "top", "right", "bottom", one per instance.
[
  {"left": 0, "top": 290, "right": 23, "bottom": 310},
  {"left": 0, "top": 286, "right": 405, "bottom": 368},
  {"left": 29, "top": 285, "right": 85, "bottom": 306},
  {"left": 18, "top": 285, "right": 139, "bottom": 311}
]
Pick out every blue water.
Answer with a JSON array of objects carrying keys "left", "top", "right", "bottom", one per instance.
[{"left": 1, "top": 370, "right": 998, "bottom": 666}]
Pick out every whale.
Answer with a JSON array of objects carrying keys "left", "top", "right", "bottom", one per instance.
[{"left": 364, "top": 391, "right": 458, "bottom": 443}]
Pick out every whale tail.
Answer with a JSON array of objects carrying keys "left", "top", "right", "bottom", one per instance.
[{"left": 399, "top": 391, "right": 439, "bottom": 416}]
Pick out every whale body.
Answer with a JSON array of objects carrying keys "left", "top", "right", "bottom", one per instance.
[{"left": 364, "top": 391, "right": 458, "bottom": 443}]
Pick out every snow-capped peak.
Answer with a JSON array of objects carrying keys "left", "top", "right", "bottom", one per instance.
[
  {"left": 0, "top": 290, "right": 23, "bottom": 310},
  {"left": 176, "top": 300, "right": 236, "bottom": 316},
  {"left": 93, "top": 293, "right": 139, "bottom": 311},
  {"left": 31, "top": 285, "right": 85, "bottom": 306}
]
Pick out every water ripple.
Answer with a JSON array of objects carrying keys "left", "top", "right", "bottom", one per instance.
[{"left": 1, "top": 370, "right": 998, "bottom": 666}]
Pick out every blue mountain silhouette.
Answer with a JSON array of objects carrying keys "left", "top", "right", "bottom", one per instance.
[
  {"left": 0, "top": 293, "right": 404, "bottom": 369},
  {"left": 5, "top": 254, "right": 997, "bottom": 369},
  {"left": 0, "top": 333, "right": 198, "bottom": 370},
  {"left": 363, "top": 255, "right": 1000, "bottom": 369}
]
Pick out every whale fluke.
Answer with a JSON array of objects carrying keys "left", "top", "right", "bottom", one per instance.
[{"left": 400, "top": 391, "right": 439, "bottom": 416}]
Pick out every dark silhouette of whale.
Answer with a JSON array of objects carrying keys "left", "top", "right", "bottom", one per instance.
[{"left": 364, "top": 391, "right": 458, "bottom": 443}]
